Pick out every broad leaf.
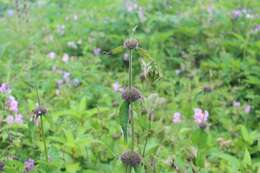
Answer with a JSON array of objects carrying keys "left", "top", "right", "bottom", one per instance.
[{"left": 119, "top": 101, "right": 129, "bottom": 143}]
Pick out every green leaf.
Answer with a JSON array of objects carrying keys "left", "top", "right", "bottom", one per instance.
[
  {"left": 240, "top": 125, "right": 253, "bottom": 144},
  {"left": 137, "top": 48, "right": 153, "bottom": 60},
  {"left": 111, "top": 46, "right": 125, "bottom": 55},
  {"left": 119, "top": 101, "right": 129, "bottom": 143},
  {"left": 242, "top": 148, "right": 252, "bottom": 167}
]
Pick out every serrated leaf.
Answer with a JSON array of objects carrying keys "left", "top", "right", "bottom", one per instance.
[{"left": 119, "top": 101, "right": 129, "bottom": 143}]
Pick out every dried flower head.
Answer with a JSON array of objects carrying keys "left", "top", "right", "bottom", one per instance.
[
  {"left": 121, "top": 151, "right": 141, "bottom": 167},
  {"left": 33, "top": 107, "right": 47, "bottom": 117},
  {"left": 124, "top": 39, "right": 139, "bottom": 49},
  {"left": 122, "top": 87, "right": 141, "bottom": 103}
]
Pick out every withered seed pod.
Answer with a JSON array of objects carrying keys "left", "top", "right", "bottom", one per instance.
[
  {"left": 123, "top": 39, "right": 139, "bottom": 49},
  {"left": 121, "top": 151, "right": 141, "bottom": 167}
]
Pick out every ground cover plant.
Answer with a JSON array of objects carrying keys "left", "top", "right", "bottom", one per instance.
[{"left": 0, "top": 0, "right": 259, "bottom": 172}]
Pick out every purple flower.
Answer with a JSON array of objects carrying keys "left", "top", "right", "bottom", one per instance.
[
  {"left": 5, "top": 114, "right": 23, "bottom": 125},
  {"left": 5, "top": 115, "right": 14, "bottom": 124},
  {"left": 207, "top": 5, "right": 213, "bottom": 14},
  {"left": 62, "top": 53, "right": 69, "bottom": 63},
  {"left": 62, "top": 72, "right": 71, "bottom": 82},
  {"left": 124, "top": 0, "right": 138, "bottom": 12},
  {"left": 0, "top": 83, "right": 11, "bottom": 94},
  {"left": 233, "top": 101, "right": 240, "bottom": 108},
  {"left": 48, "top": 52, "right": 56, "bottom": 59},
  {"left": 14, "top": 114, "right": 23, "bottom": 124},
  {"left": 7, "top": 9, "right": 14, "bottom": 17},
  {"left": 172, "top": 112, "right": 182, "bottom": 124},
  {"left": 244, "top": 104, "right": 251, "bottom": 113},
  {"left": 93, "top": 48, "right": 101, "bottom": 56},
  {"left": 7, "top": 96, "right": 18, "bottom": 113},
  {"left": 24, "top": 159, "right": 35, "bottom": 172},
  {"left": 193, "top": 108, "right": 209, "bottom": 124},
  {"left": 253, "top": 25, "right": 260, "bottom": 33},
  {"left": 112, "top": 81, "right": 121, "bottom": 92},
  {"left": 232, "top": 9, "right": 242, "bottom": 18}
]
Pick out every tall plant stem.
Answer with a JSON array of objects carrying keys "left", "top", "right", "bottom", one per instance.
[
  {"left": 129, "top": 49, "right": 134, "bottom": 152},
  {"left": 40, "top": 116, "right": 48, "bottom": 162}
]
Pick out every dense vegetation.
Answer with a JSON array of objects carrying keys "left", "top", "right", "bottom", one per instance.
[{"left": 0, "top": 0, "right": 259, "bottom": 172}]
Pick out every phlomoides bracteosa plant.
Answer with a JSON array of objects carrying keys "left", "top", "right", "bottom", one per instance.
[{"left": 110, "top": 28, "right": 161, "bottom": 173}]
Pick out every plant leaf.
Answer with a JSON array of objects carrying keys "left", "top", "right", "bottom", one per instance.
[
  {"left": 119, "top": 101, "right": 129, "bottom": 143},
  {"left": 110, "top": 46, "right": 125, "bottom": 55},
  {"left": 137, "top": 48, "right": 153, "bottom": 60}
]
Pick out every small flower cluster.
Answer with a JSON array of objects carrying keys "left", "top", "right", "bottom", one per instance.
[
  {"left": 233, "top": 100, "right": 251, "bottom": 113},
  {"left": 24, "top": 158, "right": 35, "bottom": 172},
  {"left": 112, "top": 81, "right": 124, "bottom": 93},
  {"left": 48, "top": 51, "right": 70, "bottom": 63},
  {"left": 0, "top": 83, "right": 24, "bottom": 125},
  {"left": 123, "top": 0, "right": 146, "bottom": 22},
  {"left": 172, "top": 108, "right": 209, "bottom": 129},
  {"left": 0, "top": 83, "right": 11, "bottom": 94},
  {"left": 231, "top": 9, "right": 254, "bottom": 19}
]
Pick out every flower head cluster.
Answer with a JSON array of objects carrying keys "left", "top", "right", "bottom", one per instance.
[
  {"left": 7, "top": 96, "right": 18, "bottom": 113},
  {"left": 24, "top": 159, "right": 35, "bottom": 172},
  {"left": 231, "top": 9, "right": 254, "bottom": 19},
  {"left": 193, "top": 108, "right": 209, "bottom": 128},
  {"left": 93, "top": 48, "right": 101, "bottom": 56},
  {"left": 0, "top": 83, "right": 24, "bottom": 126},
  {"left": 121, "top": 151, "right": 141, "bottom": 167},
  {"left": 122, "top": 87, "right": 141, "bottom": 103},
  {"left": 0, "top": 83, "right": 11, "bottom": 94},
  {"left": 48, "top": 51, "right": 56, "bottom": 59},
  {"left": 253, "top": 25, "right": 260, "bottom": 33},
  {"left": 112, "top": 81, "right": 123, "bottom": 92},
  {"left": 172, "top": 112, "right": 182, "bottom": 124},
  {"left": 62, "top": 53, "right": 69, "bottom": 63},
  {"left": 6, "top": 114, "right": 23, "bottom": 125}
]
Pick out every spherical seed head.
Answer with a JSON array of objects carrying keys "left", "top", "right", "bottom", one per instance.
[
  {"left": 33, "top": 106, "right": 47, "bottom": 117},
  {"left": 122, "top": 87, "right": 141, "bottom": 103},
  {"left": 0, "top": 161, "right": 4, "bottom": 171},
  {"left": 121, "top": 151, "right": 141, "bottom": 167},
  {"left": 203, "top": 85, "right": 212, "bottom": 93},
  {"left": 124, "top": 39, "right": 139, "bottom": 49}
]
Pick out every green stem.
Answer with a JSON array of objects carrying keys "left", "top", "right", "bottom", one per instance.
[
  {"left": 40, "top": 116, "right": 48, "bottom": 162},
  {"left": 129, "top": 49, "right": 134, "bottom": 152}
]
